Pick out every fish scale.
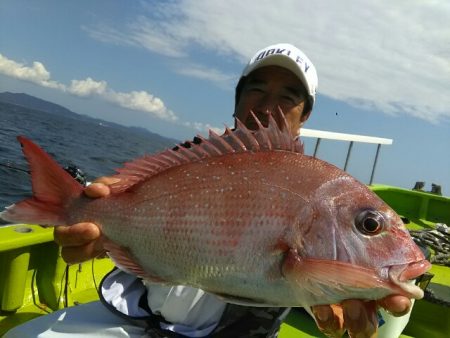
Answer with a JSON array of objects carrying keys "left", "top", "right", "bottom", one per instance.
[
  {"left": 0, "top": 111, "right": 430, "bottom": 309},
  {"left": 72, "top": 151, "right": 307, "bottom": 302}
]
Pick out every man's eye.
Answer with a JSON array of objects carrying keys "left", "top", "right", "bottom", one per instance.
[
  {"left": 281, "top": 95, "right": 296, "bottom": 104},
  {"left": 248, "top": 86, "right": 264, "bottom": 93}
]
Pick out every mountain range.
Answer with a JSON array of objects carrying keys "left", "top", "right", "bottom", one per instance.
[{"left": 0, "top": 92, "right": 178, "bottom": 143}]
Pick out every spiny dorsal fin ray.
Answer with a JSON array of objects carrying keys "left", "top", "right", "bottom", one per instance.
[
  {"left": 109, "top": 110, "right": 304, "bottom": 194},
  {"left": 223, "top": 126, "right": 247, "bottom": 152},
  {"left": 234, "top": 118, "right": 261, "bottom": 151},
  {"left": 249, "top": 111, "right": 271, "bottom": 151}
]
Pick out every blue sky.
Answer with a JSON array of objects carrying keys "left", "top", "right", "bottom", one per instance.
[{"left": 1, "top": 0, "right": 449, "bottom": 195}]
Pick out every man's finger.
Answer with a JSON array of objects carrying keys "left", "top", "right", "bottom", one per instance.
[
  {"left": 83, "top": 176, "right": 119, "bottom": 198},
  {"left": 61, "top": 240, "right": 106, "bottom": 264},
  {"left": 54, "top": 223, "right": 101, "bottom": 247},
  {"left": 84, "top": 182, "right": 111, "bottom": 198},
  {"left": 92, "top": 176, "right": 121, "bottom": 185},
  {"left": 312, "top": 304, "right": 345, "bottom": 338},
  {"left": 377, "top": 295, "right": 411, "bottom": 317},
  {"left": 342, "top": 300, "right": 378, "bottom": 338}
]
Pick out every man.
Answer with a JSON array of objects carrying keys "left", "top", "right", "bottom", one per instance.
[{"left": 6, "top": 43, "right": 414, "bottom": 338}]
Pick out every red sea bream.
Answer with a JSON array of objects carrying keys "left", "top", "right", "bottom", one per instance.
[{"left": 0, "top": 113, "right": 430, "bottom": 310}]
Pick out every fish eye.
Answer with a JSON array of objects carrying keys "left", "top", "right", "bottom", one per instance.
[{"left": 355, "top": 210, "right": 384, "bottom": 235}]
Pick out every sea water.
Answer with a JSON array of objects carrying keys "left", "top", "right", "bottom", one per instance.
[{"left": 0, "top": 102, "right": 175, "bottom": 213}]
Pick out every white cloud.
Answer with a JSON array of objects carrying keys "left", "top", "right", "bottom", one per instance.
[
  {"left": 0, "top": 53, "right": 178, "bottom": 122},
  {"left": 83, "top": 15, "right": 187, "bottom": 58},
  {"left": 81, "top": 23, "right": 135, "bottom": 48},
  {"left": 0, "top": 53, "right": 64, "bottom": 90},
  {"left": 105, "top": 90, "right": 178, "bottom": 121},
  {"left": 173, "top": 63, "right": 235, "bottom": 89},
  {"left": 86, "top": 0, "right": 450, "bottom": 124},
  {"left": 128, "top": 16, "right": 188, "bottom": 58},
  {"left": 182, "top": 121, "right": 224, "bottom": 135},
  {"left": 68, "top": 78, "right": 107, "bottom": 97}
]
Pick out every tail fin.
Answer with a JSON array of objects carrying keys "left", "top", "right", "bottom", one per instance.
[{"left": 0, "top": 136, "right": 83, "bottom": 225}]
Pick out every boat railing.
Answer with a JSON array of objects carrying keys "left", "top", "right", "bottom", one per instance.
[{"left": 301, "top": 128, "right": 393, "bottom": 185}]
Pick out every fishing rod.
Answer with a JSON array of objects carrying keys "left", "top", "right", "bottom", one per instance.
[
  {"left": 0, "top": 161, "right": 88, "bottom": 186},
  {"left": 0, "top": 162, "right": 30, "bottom": 174}
]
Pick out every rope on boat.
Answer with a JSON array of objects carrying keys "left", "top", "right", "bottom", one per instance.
[{"left": 409, "top": 223, "right": 450, "bottom": 267}]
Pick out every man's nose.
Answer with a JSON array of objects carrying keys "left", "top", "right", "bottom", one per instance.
[{"left": 254, "top": 94, "right": 277, "bottom": 115}]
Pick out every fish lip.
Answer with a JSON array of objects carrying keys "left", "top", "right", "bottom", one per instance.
[{"left": 387, "top": 260, "right": 431, "bottom": 299}]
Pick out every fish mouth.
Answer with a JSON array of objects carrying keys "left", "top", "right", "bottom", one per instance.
[{"left": 387, "top": 260, "right": 431, "bottom": 299}]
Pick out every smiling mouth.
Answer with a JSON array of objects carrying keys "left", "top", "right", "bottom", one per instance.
[{"left": 245, "top": 117, "right": 268, "bottom": 130}]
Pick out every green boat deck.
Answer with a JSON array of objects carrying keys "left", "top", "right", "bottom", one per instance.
[{"left": 0, "top": 184, "right": 449, "bottom": 337}]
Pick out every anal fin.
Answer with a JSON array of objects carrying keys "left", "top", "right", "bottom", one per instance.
[{"left": 103, "top": 238, "right": 167, "bottom": 284}]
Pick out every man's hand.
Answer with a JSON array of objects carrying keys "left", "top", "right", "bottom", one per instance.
[
  {"left": 53, "top": 176, "right": 118, "bottom": 264},
  {"left": 312, "top": 296, "right": 412, "bottom": 337}
]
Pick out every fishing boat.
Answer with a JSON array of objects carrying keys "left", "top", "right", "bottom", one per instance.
[{"left": 0, "top": 130, "right": 448, "bottom": 337}]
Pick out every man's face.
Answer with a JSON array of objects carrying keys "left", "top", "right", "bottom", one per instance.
[{"left": 234, "top": 66, "right": 310, "bottom": 137}]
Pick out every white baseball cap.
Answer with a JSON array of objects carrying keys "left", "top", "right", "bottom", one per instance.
[{"left": 241, "top": 43, "right": 318, "bottom": 108}]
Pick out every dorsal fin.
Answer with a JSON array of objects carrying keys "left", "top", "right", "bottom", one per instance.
[{"left": 109, "top": 110, "right": 304, "bottom": 194}]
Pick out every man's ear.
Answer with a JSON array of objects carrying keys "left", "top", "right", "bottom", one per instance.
[{"left": 300, "top": 110, "right": 312, "bottom": 125}]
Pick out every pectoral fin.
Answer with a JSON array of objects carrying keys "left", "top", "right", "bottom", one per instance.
[{"left": 281, "top": 249, "right": 387, "bottom": 300}]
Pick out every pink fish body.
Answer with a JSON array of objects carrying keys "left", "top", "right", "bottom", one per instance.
[{"left": 1, "top": 113, "right": 430, "bottom": 308}]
